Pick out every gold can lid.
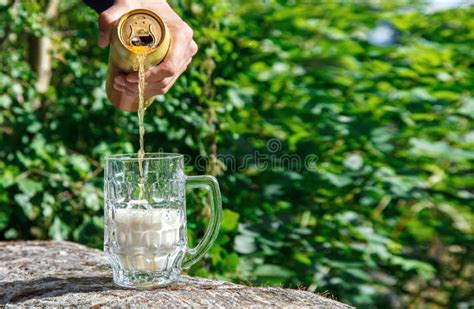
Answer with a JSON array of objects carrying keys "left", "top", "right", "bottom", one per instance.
[{"left": 117, "top": 9, "right": 166, "bottom": 53}]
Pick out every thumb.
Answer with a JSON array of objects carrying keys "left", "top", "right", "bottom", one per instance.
[{"left": 98, "top": 6, "right": 126, "bottom": 48}]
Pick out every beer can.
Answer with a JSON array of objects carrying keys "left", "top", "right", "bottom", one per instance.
[{"left": 105, "top": 9, "right": 171, "bottom": 112}]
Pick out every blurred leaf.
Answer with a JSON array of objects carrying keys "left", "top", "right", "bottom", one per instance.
[
  {"left": 17, "top": 178, "right": 43, "bottom": 197},
  {"left": 221, "top": 209, "right": 240, "bottom": 232},
  {"left": 234, "top": 235, "right": 256, "bottom": 254},
  {"left": 254, "top": 264, "right": 294, "bottom": 278},
  {"left": 48, "top": 217, "right": 71, "bottom": 241}
]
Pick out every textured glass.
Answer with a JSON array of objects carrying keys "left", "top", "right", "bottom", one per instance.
[{"left": 104, "top": 153, "right": 221, "bottom": 289}]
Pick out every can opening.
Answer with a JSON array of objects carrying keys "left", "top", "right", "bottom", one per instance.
[
  {"left": 118, "top": 10, "right": 166, "bottom": 52},
  {"left": 130, "top": 35, "right": 154, "bottom": 47}
]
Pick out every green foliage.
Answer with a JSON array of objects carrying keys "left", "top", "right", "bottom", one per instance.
[{"left": 1, "top": 0, "right": 473, "bottom": 307}]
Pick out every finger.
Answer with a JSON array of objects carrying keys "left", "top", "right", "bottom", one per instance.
[
  {"left": 98, "top": 5, "right": 126, "bottom": 48},
  {"left": 190, "top": 40, "right": 198, "bottom": 56},
  {"left": 124, "top": 78, "right": 173, "bottom": 96},
  {"left": 159, "top": 75, "right": 179, "bottom": 94},
  {"left": 125, "top": 39, "right": 196, "bottom": 84},
  {"left": 125, "top": 64, "right": 160, "bottom": 83},
  {"left": 123, "top": 77, "right": 140, "bottom": 95},
  {"left": 114, "top": 74, "right": 127, "bottom": 87},
  {"left": 123, "top": 78, "right": 157, "bottom": 94},
  {"left": 125, "top": 87, "right": 137, "bottom": 97},
  {"left": 113, "top": 83, "right": 126, "bottom": 93},
  {"left": 124, "top": 77, "right": 172, "bottom": 95},
  {"left": 124, "top": 54, "right": 192, "bottom": 97},
  {"left": 182, "top": 58, "right": 193, "bottom": 72},
  {"left": 126, "top": 27, "right": 194, "bottom": 83},
  {"left": 117, "top": 75, "right": 140, "bottom": 92},
  {"left": 125, "top": 70, "right": 180, "bottom": 98},
  {"left": 122, "top": 73, "right": 169, "bottom": 94},
  {"left": 125, "top": 84, "right": 138, "bottom": 96},
  {"left": 144, "top": 62, "right": 189, "bottom": 97},
  {"left": 155, "top": 74, "right": 180, "bottom": 95},
  {"left": 161, "top": 60, "right": 191, "bottom": 93},
  {"left": 125, "top": 62, "right": 173, "bottom": 83}
]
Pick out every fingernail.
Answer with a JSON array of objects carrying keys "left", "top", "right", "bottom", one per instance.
[
  {"left": 115, "top": 76, "right": 126, "bottom": 86},
  {"left": 126, "top": 75, "right": 138, "bottom": 83}
]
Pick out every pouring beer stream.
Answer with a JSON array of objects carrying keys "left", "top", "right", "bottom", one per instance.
[{"left": 105, "top": 9, "right": 170, "bottom": 197}]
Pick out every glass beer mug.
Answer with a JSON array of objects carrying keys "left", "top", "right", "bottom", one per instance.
[{"left": 104, "top": 153, "right": 222, "bottom": 288}]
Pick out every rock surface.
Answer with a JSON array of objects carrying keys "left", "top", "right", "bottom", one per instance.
[{"left": 0, "top": 241, "right": 351, "bottom": 307}]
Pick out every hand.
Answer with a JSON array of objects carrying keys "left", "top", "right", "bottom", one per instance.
[{"left": 98, "top": 0, "right": 198, "bottom": 98}]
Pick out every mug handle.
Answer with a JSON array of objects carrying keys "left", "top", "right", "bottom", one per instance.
[{"left": 182, "top": 175, "right": 222, "bottom": 269}]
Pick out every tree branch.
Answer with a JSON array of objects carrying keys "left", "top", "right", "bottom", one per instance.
[{"left": 28, "top": 0, "right": 60, "bottom": 94}]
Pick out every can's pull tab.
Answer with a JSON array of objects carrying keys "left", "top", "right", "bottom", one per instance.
[{"left": 130, "top": 25, "right": 155, "bottom": 47}]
